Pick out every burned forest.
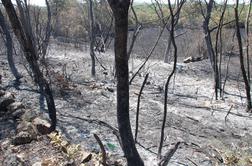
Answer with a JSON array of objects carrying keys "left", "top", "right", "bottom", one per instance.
[{"left": 1, "top": 0, "right": 252, "bottom": 165}]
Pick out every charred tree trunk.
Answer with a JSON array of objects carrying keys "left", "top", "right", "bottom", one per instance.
[
  {"left": 107, "top": 0, "right": 144, "bottom": 165},
  {"left": 246, "top": 0, "right": 252, "bottom": 84},
  {"left": 235, "top": 0, "right": 252, "bottom": 111},
  {"left": 0, "top": 9, "right": 22, "bottom": 80},
  {"left": 2, "top": 0, "right": 56, "bottom": 131},
  {"left": 215, "top": 0, "right": 228, "bottom": 98},
  {"left": 88, "top": 0, "right": 96, "bottom": 77},
  {"left": 201, "top": 0, "right": 220, "bottom": 100},
  {"left": 135, "top": 73, "right": 149, "bottom": 143},
  {"left": 158, "top": 0, "right": 182, "bottom": 158}
]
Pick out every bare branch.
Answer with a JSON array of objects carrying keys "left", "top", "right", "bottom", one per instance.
[{"left": 129, "top": 21, "right": 168, "bottom": 84}]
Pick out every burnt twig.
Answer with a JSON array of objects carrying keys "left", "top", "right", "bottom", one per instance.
[
  {"left": 94, "top": 134, "right": 107, "bottom": 166},
  {"left": 135, "top": 73, "right": 149, "bottom": 142},
  {"left": 225, "top": 105, "right": 234, "bottom": 123},
  {"left": 158, "top": 142, "right": 181, "bottom": 166}
]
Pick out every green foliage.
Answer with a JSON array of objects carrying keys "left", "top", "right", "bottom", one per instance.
[
  {"left": 106, "top": 142, "right": 116, "bottom": 151},
  {"left": 130, "top": 1, "right": 251, "bottom": 28}
]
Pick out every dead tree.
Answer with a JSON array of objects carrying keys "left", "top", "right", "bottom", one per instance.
[
  {"left": 158, "top": 0, "right": 183, "bottom": 159},
  {"left": 235, "top": 0, "right": 252, "bottom": 111},
  {"left": 0, "top": 9, "right": 22, "bottom": 80},
  {"left": 200, "top": 0, "right": 221, "bottom": 100},
  {"left": 88, "top": 0, "right": 96, "bottom": 77},
  {"left": 27, "top": 0, "right": 53, "bottom": 111},
  {"left": 107, "top": 0, "right": 144, "bottom": 165},
  {"left": 1, "top": 0, "right": 57, "bottom": 131},
  {"left": 214, "top": 0, "right": 228, "bottom": 98}
]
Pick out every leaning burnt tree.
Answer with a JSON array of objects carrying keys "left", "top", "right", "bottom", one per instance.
[
  {"left": 0, "top": 9, "right": 22, "bottom": 81},
  {"left": 235, "top": 0, "right": 252, "bottom": 111},
  {"left": 1, "top": 0, "right": 57, "bottom": 131},
  {"left": 107, "top": 0, "right": 144, "bottom": 165}
]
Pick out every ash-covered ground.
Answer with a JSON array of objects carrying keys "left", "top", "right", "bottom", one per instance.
[{"left": 1, "top": 41, "right": 252, "bottom": 166}]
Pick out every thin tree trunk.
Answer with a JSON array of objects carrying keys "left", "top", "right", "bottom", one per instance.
[
  {"left": 215, "top": 0, "right": 228, "bottom": 98},
  {"left": 235, "top": 0, "right": 252, "bottom": 111},
  {"left": 41, "top": 0, "right": 51, "bottom": 59},
  {"left": 0, "top": 9, "right": 22, "bottom": 80},
  {"left": 164, "top": 36, "right": 172, "bottom": 63},
  {"left": 108, "top": 1, "right": 144, "bottom": 165},
  {"left": 222, "top": 54, "right": 231, "bottom": 96},
  {"left": 127, "top": 0, "right": 141, "bottom": 60},
  {"left": 246, "top": 0, "right": 252, "bottom": 84},
  {"left": 201, "top": 0, "right": 220, "bottom": 100},
  {"left": 88, "top": 0, "right": 96, "bottom": 77},
  {"left": 158, "top": 0, "right": 182, "bottom": 158},
  {"left": 153, "top": 0, "right": 183, "bottom": 64}
]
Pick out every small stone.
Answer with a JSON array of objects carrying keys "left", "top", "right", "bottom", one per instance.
[
  {"left": 16, "top": 153, "right": 26, "bottom": 161},
  {"left": 12, "top": 131, "right": 34, "bottom": 145},
  {"left": 106, "top": 87, "right": 114, "bottom": 93},
  {"left": 16, "top": 121, "right": 38, "bottom": 141},
  {"left": 33, "top": 117, "right": 51, "bottom": 135}
]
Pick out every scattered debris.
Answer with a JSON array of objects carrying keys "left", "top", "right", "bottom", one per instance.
[{"left": 183, "top": 56, "right": 206, "bottom": 63}]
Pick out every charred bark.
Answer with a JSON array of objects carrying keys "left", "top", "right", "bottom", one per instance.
[
  {"left": 201, "top": 0, "right": 220, "bottom": 100},
  {"left": 235, "top": 0, "right": 252, "bottom": 111},
  {"left": 158, "top": 0, "right": 180, "bottom": 158},
  {"left": 108, "top": 0, "right": 144, "bottom": 165}
]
